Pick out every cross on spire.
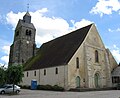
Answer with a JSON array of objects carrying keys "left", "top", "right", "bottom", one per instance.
[{"left": 27, "top": 3, "right": 29, "bottom": 12}]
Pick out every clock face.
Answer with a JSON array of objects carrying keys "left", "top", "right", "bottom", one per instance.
[{"left": 26, "top": 41, "right": 29, "bottom": 44}]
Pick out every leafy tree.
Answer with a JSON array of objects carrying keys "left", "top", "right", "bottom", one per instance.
[
  {"left": 6, "top": 65, "right": 24, "bottom": 93},
  {"left": 6, "top": 65, "right": 24, "bottom": 84},
  {"left": 0, "top": 67, "right": 6, "bottom": 86}
]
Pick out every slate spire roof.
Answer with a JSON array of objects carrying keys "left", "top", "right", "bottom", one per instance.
[
  {"left": 24, "top": 24, "right": 93, "bottom": 71},
  {"left": 16, "top": 11, "right": 35, "bottom": 30},
  {"left": 24, "top": 11, "right": 31, "bottom": 17}
]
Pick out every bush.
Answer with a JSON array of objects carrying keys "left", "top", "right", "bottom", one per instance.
[
  {"left": 52, "top": 85, "right": 64, "bottom": 91},
  {"left": 37, "top": 85, "right": 64, "bottom": 91},
  {"left": 21, "top": 85, "right": 30, "bottom": 89},
  {"left": 21, "top": 84, "right": 64, "bottom": 91},
  {"left": 37, "top": 84, "right": 52, "bottom": 90},
  {"left": 117, "top": 83, "right": 120, "bottom": 90},
  {"left": 45, "top": 84, "right": 53, "bottom": 90}
]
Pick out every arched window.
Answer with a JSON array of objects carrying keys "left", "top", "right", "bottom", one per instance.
[
  {"left": 26, "top": 29, "right": 31, "bottom": 36},
  {"left": 27, "top": 72, "right": 29, "bottom": 77},
  {"left": 26, "top": 29, "right": 29, "bottom": 35},
  {"left": 29, "top": 30, "right": 31, "bottom": 36},
  {"left": 34, "top": 71, "right": 36, "bottom": 76},
  {"left": 55, "top": 68, "right": 58, "bottom": 74},
  {"left": 95, "top": 50, "right": 99, "bottom": 63},
  {"left": 44, "top": 69, "right": 46, "bottom": 75},
  {"left": 76, "top": 57, "right": 79, "bottom": 68}
]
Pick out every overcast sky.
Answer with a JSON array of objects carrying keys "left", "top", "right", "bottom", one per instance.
[{"left": 0, "top": 0, "right": 120, "bottom": 67}]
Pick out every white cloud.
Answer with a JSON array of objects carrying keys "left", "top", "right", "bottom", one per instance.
[
  {"left": 73, "top": 19, "right": 93, "bottom": 29},
  {"left": 108, "top": 28, "right": 120, "bottom": 32},
  {"left": 69, "top": 19, "right": 93, "bottom": 33},
  {"left": 0, "top": 45, "right": 10, "bottom": 66},
  {"left": 110, "top": 45, "right": 120, "bottom": 63},
  {"left": 2, "top": 46, "right": 10, "bottom": 55},
  {"left": 90, "top": 0, "right": 120, "bottom": 17},
  {"left": 6, "top": 11, "right": 25, "bottom": 30},
  {"left": 6, "top": 8, "right": 93, "bottom": 46},
  {"left": 0, "top": 39, "right": 10, "bottom": 67},
  {"left": 37, "top": 8, "right": 48, "bottom": 13},
  {"left": 0, "top": 56, "right": 9, "bottom": 65}
]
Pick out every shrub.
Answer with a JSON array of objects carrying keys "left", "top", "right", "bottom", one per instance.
[
  {"left": 117, "top": 83, "right": 120, "bottom": 90},
  {"left": 37, "top": 85, "right": 47, "bottom": 90},
  {"left": 22, "top": 84, "right": 64, "bottom": 91},
  {"left": 22, "top": 85, "right": 30, "bottom": 89},
  {"left": 37, "top": 84, "right": 52, "bottom": 90},
  {"left": 52, "top": 85, "right": 64, "bottom": 91},
  {"left": 37, "top": 84, "right": 64, "bottom": 91}
]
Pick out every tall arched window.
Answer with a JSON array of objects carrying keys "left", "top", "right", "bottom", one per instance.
[
  {"left": 34, "top": 71, "right": 36, "bottom": 76},
  {"left": 27, "top": 72, "right": 29, "bottom": 77},
  {"left": 29, "top": 30, "right": 31, "bottom": 36},
  {"left": 95, "top": 50, "right": 99, "bottom": 63},
  {"left": 76, "top": 57, "right": 79, "bottom": 68},
  {"left": 26, "top": 29, "right": 29, "bottom": 35},
  {"left": 44, "top": 69, "right": 46, "bottom": 75},
  {"left": 26, "top": 29, "right": 31, "bottom": 36},
  {"left": 55, "top": 68, "right": 58, "bottom": 74}
]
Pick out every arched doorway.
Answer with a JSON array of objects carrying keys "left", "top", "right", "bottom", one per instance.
[
  {"left": 76, "top": 76, "right": 80, "bottom": 88},
  {"left": 94, "top": 73, "right": 100, "bottom": 88}
]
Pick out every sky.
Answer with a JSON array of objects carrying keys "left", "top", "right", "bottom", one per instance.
[{"left": 0, "top": 0, "right": 120, "bottom": 67}]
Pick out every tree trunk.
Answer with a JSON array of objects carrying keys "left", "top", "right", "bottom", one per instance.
[{"left": 13, "top": 83, "right": 15, "bottom": 94}]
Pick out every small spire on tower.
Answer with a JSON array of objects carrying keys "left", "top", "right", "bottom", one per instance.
[{"left": 23, "top": 3, "right": 31, "bottom": 23}]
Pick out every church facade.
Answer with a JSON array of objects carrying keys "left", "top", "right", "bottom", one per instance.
[{"left": 9, "top": 12, "right": 118, "bottom": 90}]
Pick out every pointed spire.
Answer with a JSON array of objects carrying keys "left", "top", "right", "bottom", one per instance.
[
  {"left": 25, "top": 3, "right": 31, "bottom": 16},
  {"left": 23, "top": 4, "right": 31, "bottom": 23}
]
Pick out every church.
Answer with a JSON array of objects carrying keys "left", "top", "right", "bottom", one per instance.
[{"left": 9, "top": 11, "right": 118, "bottom": 90}]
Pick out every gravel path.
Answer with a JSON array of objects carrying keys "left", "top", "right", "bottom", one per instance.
[{"left": 0, "top": 89, "right": 120, "bottom": 98}]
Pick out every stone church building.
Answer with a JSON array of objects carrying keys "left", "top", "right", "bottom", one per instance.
[{"left": 9, "top": 12, "right": 118, "bottom": 90}]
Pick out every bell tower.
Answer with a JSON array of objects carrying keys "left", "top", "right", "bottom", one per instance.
[{"left": 9, "top": 11, "right": 36, "bottom": 65}]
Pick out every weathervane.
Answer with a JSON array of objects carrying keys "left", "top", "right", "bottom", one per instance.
[{"left": 27, "top": 3, "right": 29, "bottom": 12}]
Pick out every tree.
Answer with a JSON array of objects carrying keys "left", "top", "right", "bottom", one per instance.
[
  {"left": 6, "top": 65, "right": 24, "bottom": 93},
  {"left": 0, "top": 66, "right": 6, "bottom": 86}
]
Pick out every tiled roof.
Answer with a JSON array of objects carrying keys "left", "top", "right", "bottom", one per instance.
[{"left": 24, "top": 24, "right": 92, "bottom": 71}]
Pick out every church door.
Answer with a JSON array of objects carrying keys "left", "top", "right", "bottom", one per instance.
[
  {"left": 76, "top": 76, "right": 80, "bottom": 88},
  {"left": 94, "top": 73, "right": 100, "bottom": 88}
]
